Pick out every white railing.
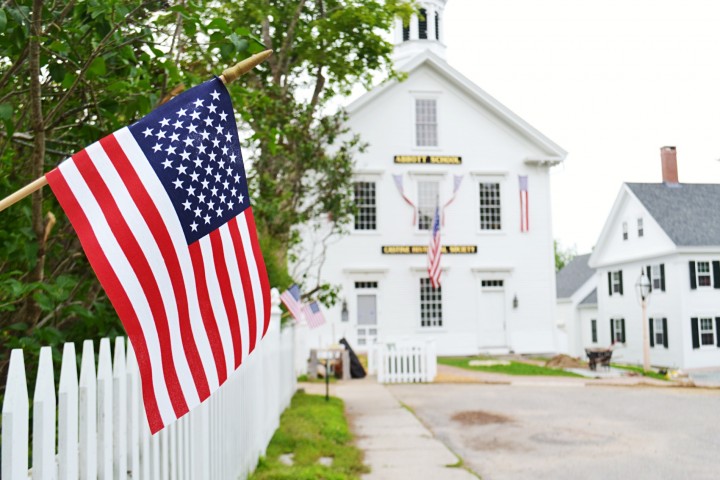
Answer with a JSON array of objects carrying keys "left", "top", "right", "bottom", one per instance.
[
  {"left": 372, "top": 340, "right": 437, "bottom": 384},
  {"left": 1, "top": 288, "right": 296, "bottom": 480}
]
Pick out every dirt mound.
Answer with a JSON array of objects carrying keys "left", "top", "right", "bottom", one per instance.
[
  {"left": 451, "top": 410, "right": 512, "bottom": 426},
  {"left": 545, "top": 354, "right": 585, "bottom": 369}
]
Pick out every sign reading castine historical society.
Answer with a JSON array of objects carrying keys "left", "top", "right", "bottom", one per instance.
[{"left": 381, "top": 245, "right": 477, "bottom": 254}]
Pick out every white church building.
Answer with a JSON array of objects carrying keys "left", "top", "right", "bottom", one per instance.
[{"left": 295, "top": 0, "right": 566, "bottom": 356}]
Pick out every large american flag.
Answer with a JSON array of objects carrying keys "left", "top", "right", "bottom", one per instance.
[
  {"left": 280, "top": 284, "right": 304, "bottom": 322},
  {"left": 519, "top": 175, "right": 529, "bottom": 232},
  {"left": 302, "top": 301, "right": 326, "bottom": 329},
  {"left": 427, "top": 206, "right": 442, "bottom": 288},
  {"left": 46, "top": 78, "right": 271, "bottom": 433}
]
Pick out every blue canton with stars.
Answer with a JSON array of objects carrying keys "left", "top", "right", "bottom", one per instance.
[{"left": 128, "top": 78, "right": 250, "bottom": 245}]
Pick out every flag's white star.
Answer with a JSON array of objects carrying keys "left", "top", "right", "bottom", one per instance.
[
  {"left": 203, "top": 117, "right": 213, "bottom": 127},
  {"left": 190, "top": 222, "right": 198, "bottom": 232},
  {"left": 162, "top": 159, "right": 172, "bottom": 169},
  {"left": 190, "top": 110, "right": 201, "bottom": 121},
  {"left": 201, "top": 179, "right": 209, "bottom": 189},
  {"left": 207, "top": 200, "right": 215, "bottom": 210},
  {"left": 177, "top": 108, "right": 187, "bottom": 117},
  {"left": 180, "top": 150, "right": 191, "bottom": 161},
  {"left": 215, "top": 125, "right": 224, "bottom": 135},
  {"left": 173, "top": 178, "right": 183, "bottom": 189},
  {"left": 183, "top": 137, "right": 194, "bottom": 147},
  {"left": 211, "top": 138, "right": 220, "bottom": 148},
  {"left": 200, "top": 130, "right": 210, "bottom": 141},
  {"left": 216, "top": 207, "right": 223, "bottom": 217},
  {"left": 226, "top": 167, "right": 233, "bottom": 176},
  {"left": 204, "top": 214, "right": 211, "bottom": 224},
  {"left": 177, "top": 164, "right": 187, "bottom": 175},
  {"left": 190, "top": 172, "right": 199, "bottom": 182},
  {"left": 186, "top": 185, "right": 196, "bottom": 196},
  {"left": 234, "top": 174, "right": 241, "bottom": 183},
  {"left": 165, "top": 145, "right": 177, "bottom": 155},
  {"left": 193, "top": 98, "right": 204, "bottom": 108},
  {"left": 182, "top": 200, "right": 191, "bottom": 210},
  {"left": 218, "top": 159, "right": 226, "bottom": 169},
  {"left": 214, "top": 173, "right": 222, "bottom": 183},
  {"left": 204, "top": 165, "right": 213, "bottom": 176},
  {"left": 156, "top": 130, "right": 167, "bottom": 139},
  {"left": 159, "top": 118, "right": 171, "bottom": 127},
  {"left": 193, "top": 158, "right": 203, "bottom": 168},
  {"left": 227, "top": 200, "right": 235, "bottom": 210},
  {"left": 142, "top": 127, "right": 153, "bottom": 137},
  {"left": 198, "top": 144, "right": 207, "bottom": 154},
  {"left": 231, "top": 187, "right": 237, "bottom": 197},
  {"left": 239, "top": 194, "right": 245, "bottom": 203},
  {"left": 187, "top": 124, "right": 198, "bottom": 134},
  {"left": 211, "top": 186, "right": 218, "bottom": 197},
  {"left": 219, "top": 193, "right": 226, "bottom": 203},
  {"left": 229, "top": 153, "right": 237, "bottom": 163},
  {"left": 208, "top": 104, "right": 217, "bottom": 114},
  {"left": 169, "top": 132, "right": 180, "bottom": 143},
  {"left": 210, "top": 91, "right": 220, "bottom": 101},
  {"left": 173, "top": 120, "right": 183, "bottom": 129},
  {"left": 219, "top": 111, "right": 228, "bottom": 121},
  {"left": 222, "top": 180, "right": 229, "bottom": 190},
  {"left": 208, "top": 152, "right": 217, "bottom": 162},
  {"left": 224, "top": 132, "right": 233, "bottom": 142},
  {"left": 194, "top": 207, "right": 202, "bottom": 217},
  {"left": 153, "top": 143, "right": 163, "bottom": 153},
  {"left": 221, "top": 146, "right": 229, "bottom": 155},
  {"left": 198, "top": 193, "right": 206, "bottom": 203}
]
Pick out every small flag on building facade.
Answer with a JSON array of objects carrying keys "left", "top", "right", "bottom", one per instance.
[
  {"left": 280, "top": 284, "right": 304, "bottom": 322},
  {"left": 519, "top": 175, "right": 529, "bottom": 232},
  {"left": 441, "top": 174, "right": 464, "bottom": 225},
  {"left": 303, "top": 301, "right": 326, "bottom": 329},
  {"left": 427, "top": 206, "right": 442, "bottom": 288},
  {"left": 45, "top": 77, "right": 271, "bottom": 434},
  {"left": 392, "top": 174, "right": 417, "bottom": 225}
]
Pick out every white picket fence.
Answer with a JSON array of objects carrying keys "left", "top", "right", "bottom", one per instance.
[
  {"left": 1, "top": 289, "right": 296, "bottom": 480},
  {"left": 370, "top": 340, "right": 437, "bottom": 383}
]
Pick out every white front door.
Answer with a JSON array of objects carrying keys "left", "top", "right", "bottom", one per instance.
[
  {"left": 357, "top": 294, "right": 377, "bottom": 349},
  {"left": 478, "top": 281, "right": 507, "bottom": 347}
]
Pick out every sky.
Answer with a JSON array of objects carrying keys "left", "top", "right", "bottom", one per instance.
[{"left": 441, "top": 0, "right": 720, "bottom": 254}]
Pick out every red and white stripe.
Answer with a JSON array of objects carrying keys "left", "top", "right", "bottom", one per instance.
[
  {"left": 428, "top": 230, "right": 442, "bottom": 289},
  {"left": 46, "top": 128, "right": 270, "bottom": 433},
  {"left": 519, "top": 176, "right": 529, "bottom": 232}
]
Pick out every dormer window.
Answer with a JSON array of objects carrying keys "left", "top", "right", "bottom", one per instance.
[
  {"left": 435, "top": 12, "right": 440, "bottom": 40},
  {"left": 418, "top": 9, "right": 428, "bottom": 39},
  {"left": 637, "top": 218, "right": 644, "bottom": 237},
  {"left": 415, "top": 98, "right": 438, "bottom": 147}
]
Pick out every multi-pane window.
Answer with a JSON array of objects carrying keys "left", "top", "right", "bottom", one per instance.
[
  {"left": 418, "top": 181, "right": 439, "bottom": 230},
  {"left": 415, "top": 99, "right": 438, "bottom": 147},
  {"left": 353, "top": 182, "right": 376, "bottom": 230},
  {"left": 622, "top": 222, "right": 628, "bottom": 240},
  {"left": 697, "top": 261, "right": 712, "bottom": 287},
  {"left": 612, "top": 271, "right": 622, "bottom": 294},
  {"left": 653, "top": 318, "right": 665, "bottom": 347},
  {"left": 637, "top": 218, "right": 644, "bottom": 237},
  {"left": 418, "top": 8, "right": 428, "bottom": 39},
  {"left": 612, "top": 318, "right": 625, "bottom": 343},
  {"left": 700, "top": 318, "right": 715, "bottom": 346},
  {"left": 420, "top": 278, "right": 442, "bottom": 328},
  {"left": 651, "top": 265, "right": 663, "bottom": 290},
  {"left": 479, "top": 182, "right": 501, "bottom": 230},
  {"left": 591, "top": 319, "right": 598, "bottom": 343},
  {"left": 355, "top": 281, "right": 378, "bottom": 289},
  {"left": 481, "top": 280, "right": 504, "bottom": 288}
]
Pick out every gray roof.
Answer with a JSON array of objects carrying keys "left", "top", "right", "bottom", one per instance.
[
  {"left": 579, "top": 288, "right": 597, "bottom": 306},
  {"left": 626, "top": 183, "right": 720, "bottom": 246},
  {"left": 556, "top": 253, "right": 594, "bottom": 299}
]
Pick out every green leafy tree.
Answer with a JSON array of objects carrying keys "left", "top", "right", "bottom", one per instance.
[{"left": 554, "top": 240, "right": 577, "bottom": 272}]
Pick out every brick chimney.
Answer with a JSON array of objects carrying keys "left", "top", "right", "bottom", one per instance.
[{"left": 660, "top": 146, "right": 678, "bottom": 184}]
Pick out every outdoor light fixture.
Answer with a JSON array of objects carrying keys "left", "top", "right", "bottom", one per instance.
[
  {"left": 635, "top": 268, "right": 652, "bottom": 372},
  {"left": 512, "top": 295, "right": 519, "bottom": 309},
  {"left": 341, "top": 299, "right": 349, "bottom": 322}
]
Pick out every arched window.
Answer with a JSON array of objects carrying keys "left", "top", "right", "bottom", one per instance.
[
  {"left": 402, "top": 22, "right": 410, "bottom": 41},
  {"left": 419, "top": 8, "right": 428, "bottom": 39},
  {"left": 435, "top": 12, "right": 440, "bottom": 40}
]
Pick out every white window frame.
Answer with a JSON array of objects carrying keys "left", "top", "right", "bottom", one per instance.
[
  {"left": 478, "top": 181, "right": 502, "bottom": 232},
  {"left": 417, "top": 180, "right": 439, "bottom": 231},
  {"left": 653, "top": 318, "right": 665, "bottom": 347},
  {"left": 696, "top": 261, "right": 712, "bottom": 287},
  {"left": 622, "top": 222, "right": 628, "bottom": 240},
  {"left": 612, "top": 271, "right": 622, "bottom": 294},
  {"left": 352, "top": 181, "right": 377, "bottom": 232},
  {"left": 651, "top": 264, "right": 662, "bottom": 291},
  {"left": 637, "top": 217, "right": 644, "bottom": 237},
  {"left": 699, "top": 317, "right": 716, "bottom": 347},
  {"left": 613, "top": 318, "right": 625, "bottom": 344},
  {"left": 419, "top": 277, "right": 443, "bottom": 328},
  {"left": 414, "top": 96, "right": 439, "bottom": 148}
]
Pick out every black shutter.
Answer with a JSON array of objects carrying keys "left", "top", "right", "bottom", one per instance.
[
  {"left": 619, "top": 271, "right": 624, "bottom": 295},
  {"left": 620, "top": 318, "right": 626, "bottom": 343},
  {"left": 713, "top": 261, "right": 720, "bottom": 288},
  {"left": 608, "top": 272, "right": 613, "bottom": 296},
  {"left": 646, "top": 265, "right": 652, "bottom": 292},
  {"left": 649, "top": 318, "right": 655, "bottom": 347},
  {"left": 610, "top": 319, "right": 615, "bottom": 343},
  {"left": 690, "top": 261, "right": 697, "bottom": 289},
  {"left": 660, "top": 264, "right": 666, "bottom": 291},
  {"left": 716, "top": 318, "right": 720, "bottom": 347},
  {"left": 691, "top": 318, "right": 700, "bottom": 349},
  {"left": 662, "top": 318, "right": 668, "bottom": 348}
]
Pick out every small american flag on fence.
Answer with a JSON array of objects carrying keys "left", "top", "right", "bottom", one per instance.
[
  {"left": 303, "top": 301, "right": 326, "bottom": 329},
  {"left": 46, "top": 78, "right": 271, "bottom": 433},
  {"left": 519, "top": 175, "right": 529, "bottom": 232},
  {"left": 280, "top": 284, "right": 304, "bottom": 322},
  {"left": 427, "top": 206, "right": 442, "bottom": 288}
]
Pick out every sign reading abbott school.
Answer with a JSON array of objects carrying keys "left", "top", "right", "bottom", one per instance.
[
  {"left": 394, "top": 155, "right": 462, "bottom": 165},
  {"left": 382, "top": 245, "right": 477, "bottom": 255}
]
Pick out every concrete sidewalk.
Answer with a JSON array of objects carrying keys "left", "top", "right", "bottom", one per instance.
[{"left": 301, "top": 378, "right": 478, "bottom": 479}]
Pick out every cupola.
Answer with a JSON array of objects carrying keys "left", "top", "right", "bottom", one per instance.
[{"left": 392, "top": 0, "right": 448, "bottom": 65}]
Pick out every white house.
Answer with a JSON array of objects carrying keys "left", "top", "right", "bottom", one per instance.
[
  {"left": 555, "top": 254, "right": 598, "bottom": 357},
  {"left": 588, "top": 147, "right": 720, "bottom": 369},
  {"left": 293, "top": 0, "right": 566, "bottom": 357}
]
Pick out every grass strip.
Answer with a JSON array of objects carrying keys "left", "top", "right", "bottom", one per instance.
[
  {"left": 250, "top": 391, "right": 368, "bottom": 480},
  {"left": 611, "top": 364, "right": 669, "bottom": 381},
  {"left": 439, "top": 357, "right": 584, "bottom": 378}
]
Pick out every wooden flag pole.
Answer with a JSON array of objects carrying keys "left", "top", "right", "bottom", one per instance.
[{"left": 0, "top": 49, "right": 273, "bottom": 214}]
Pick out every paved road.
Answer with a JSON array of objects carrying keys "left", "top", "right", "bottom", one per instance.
[{"left": 389, "top": 383, "right": 720, "bottom": 480}]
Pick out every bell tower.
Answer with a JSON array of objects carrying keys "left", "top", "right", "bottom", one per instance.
[{"left": 392, "top": 0, "right": 448, "bottom": 65}]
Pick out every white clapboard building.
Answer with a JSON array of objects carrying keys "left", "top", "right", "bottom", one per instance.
[{"left": 294, "top": 0, "right": 566, "bottom": 356}]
